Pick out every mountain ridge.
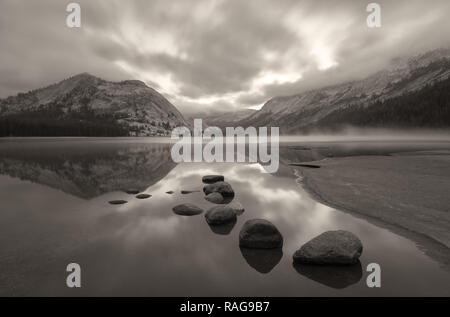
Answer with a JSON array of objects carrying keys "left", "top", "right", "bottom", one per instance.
[
  {"left": 0, "top": 73, "right": 189, "bottom": 136},
  {"left": 238, "top": 48, "right": 450, "bottom": 133},
  {"left": 2, "top": 48, "right": 450, "bottom": 136}
]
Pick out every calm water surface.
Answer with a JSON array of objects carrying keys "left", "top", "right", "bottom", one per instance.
[{"left": 0, "top": 138, "right": 449, "bottom": 296}]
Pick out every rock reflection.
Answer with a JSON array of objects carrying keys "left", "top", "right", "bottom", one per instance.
[
  {"left": 240, "top": 247, "right": 283, "bottom": 274},
  {"left": 207, "top": 218, "right": 237, "bottom": 235},
  {"left": 292, "top": 260, "right": 363, "bottom": 289}
]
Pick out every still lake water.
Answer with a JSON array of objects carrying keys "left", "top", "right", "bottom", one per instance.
[{"left": 0, "top": 137, "right": 449, "bottom": 296}]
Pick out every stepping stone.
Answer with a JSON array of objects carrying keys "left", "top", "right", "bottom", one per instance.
[
  {"left": 239, "top": 219, "right": 283, "bottom": 249},
  {"left": 205, "top": 206, "right": 237, "bottom": 225},
  {"left": 205, "top": 192, "right": 224, "bottom": 204},
  {"left": 293, "top": 230, "right": 363, "bottom": 265},
  {"left": 172, "top": 204, "right": 204, "bottom": 216},
  {"left": 202, "top": 175, "right": 225, "bottom": 184},
  {"left": 181, "top": 190, "right": 200, "bottom": 194},
  {"left": 136, "top": 194, "right": 151, "bottom": 199},
  {"left": 288, "top": 163, "right": 321, "bottom": 168},
  {"left": 109, "top": 200, "right": 127, "bottom": 205},
  {"left": 203, "top": 181, "right": 234, "bottom": 197}
]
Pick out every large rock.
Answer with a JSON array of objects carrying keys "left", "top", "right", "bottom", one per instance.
[
  {"left": 172, "top": 204, "right": 204, "bottom": 216},
  {"left": 205, "top": 192, "right": 224, "bottom": 204},
  {"left": 203, "top": 181, "right": 235, "bottom": 197},
  {"left": 202, "top": 175, "right": 225, "bottom": 184},
  {"left": 293, "top": 230, "right": 363, "bottom": 265},
  {"left": 205, "top": 206, "right": 237, "bottom": 225},
  {"left": 239, "top": 219, "right": 283, "bottom": 249}
]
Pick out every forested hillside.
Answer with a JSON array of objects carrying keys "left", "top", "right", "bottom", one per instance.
[{"left": 311, "top": 76, "right": 450, "bottom": 131}]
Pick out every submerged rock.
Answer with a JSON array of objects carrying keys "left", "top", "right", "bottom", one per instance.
[
  {"left": 288, "top": 163, "right": 321, "bottom": 168},
  {"left": 229, "top": 201, "right": 245, "bottom": 215},
  {"left": 205, "top": 192, "right": 224, "bottom": 204},
  {"left": 109, "top": 200, "right": 127, "bottom": 205},
  {"left": 203, "top": 181, "right": 235, "bottom": 197},
  {"left": 125, "top": 190, "right": 140, "bottom": 194},
  {"left": 293, "top": 230, "right": 363, "bottom": 265},
  {"left": 293, "top": 261, "right": 363, "bottom": 289},
  {"left": 181, "top": 190, "right": 200, "bottom": 194},
  {"left": 240, "top": 247, "right": 283, "bottom": 274},
  {"left": 205, "top": 206, "right": 237, "bottom": 225},
  {"left": 239, "top": 219, "right": 283, "bottom": 249},
  {"left": 165, "top": 191, "right": 174, "bottom": 194},
  {"left": 288, "top": 146, "right": 312, "bottom": 151},
  {"left": 202, "top": 175, "right": 225, "bottom": 184},
  {"left": 135, "top": 194, "right": 151, "bottom": 199},
  {"left": 172, "top": 204, "right": 204, "bottom": 216}
]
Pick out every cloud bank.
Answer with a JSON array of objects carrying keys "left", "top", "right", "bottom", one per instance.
[{"left": 1, "top": 0, "right": 449, "bottom": 114}]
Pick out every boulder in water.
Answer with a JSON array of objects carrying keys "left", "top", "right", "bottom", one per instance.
[
  {"left": 172, "top": 204, "right": 204, "bottom": 216},
  {"left": 202, "top": 175, "right": 225, "bottom": 184},
  {"left": 239, "top": 219, "right": 283, "bottom": 249},
  {"left": 181, "top": 190, "right": 200, "bottom": 194},
  {"left": 205, "top": 206, "right": 237, "bottom": 225},
  {"left": 136, "top": 194, "right": 151, "bottom": 199},
  {"left": 293, "top": 230, "right": 363, "bottom": 265},
  {"left": 109, "top": 200, "right": 127, "bottom": 205},
  {"left": 203, "top": 181, "right": 234, "bottom": 197},
  {"left": 205, "top": 192, "right": 224, "bottom": 204}
]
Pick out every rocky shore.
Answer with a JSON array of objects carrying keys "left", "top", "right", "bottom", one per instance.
[{"left": 293, "top": 152, "right": 450, "bottom": 270}]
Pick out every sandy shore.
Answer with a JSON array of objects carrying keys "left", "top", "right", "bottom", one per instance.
[{"left": 293, "top": 152, "right": 450, "bottom": 269}]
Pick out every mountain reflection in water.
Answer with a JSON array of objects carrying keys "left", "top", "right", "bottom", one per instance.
[{"left": 0, "top": 140, "right": 176, "bottom": 199}]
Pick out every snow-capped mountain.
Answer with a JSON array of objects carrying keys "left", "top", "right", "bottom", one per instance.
[
  {"left": 239, "top": 48, "right": 450, "bottom": 132},
  {"left": 0, "top": 73, "right": 189, "bottom": 136}
]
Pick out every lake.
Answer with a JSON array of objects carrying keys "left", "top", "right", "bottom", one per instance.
[{"left": 0, "top": 137, "right": 449, "bottom": 296}]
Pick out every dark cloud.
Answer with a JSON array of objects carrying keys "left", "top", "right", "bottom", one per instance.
[{"left": 1, "top": 0, "right": 449, "bottom": 112}]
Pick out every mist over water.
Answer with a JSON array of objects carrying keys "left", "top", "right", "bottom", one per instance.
[{"left": 279, "top": 128, "right": 450, "bottom": 143}]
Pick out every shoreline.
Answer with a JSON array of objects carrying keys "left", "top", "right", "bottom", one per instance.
[{"left": 293, "top": 154, "right": 450, "bottom": 271}]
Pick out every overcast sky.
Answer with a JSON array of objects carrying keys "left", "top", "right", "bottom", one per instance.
[{"left": 1, "top": 0, "right": 449, "bottom": 114}]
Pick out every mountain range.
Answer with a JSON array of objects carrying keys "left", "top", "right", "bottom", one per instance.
[
  {"left": 237, "top": 48, "right": 450, "bottom": 133},
  {"left": 1, "top": 48, "right": 449, "bottom": 136}
]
